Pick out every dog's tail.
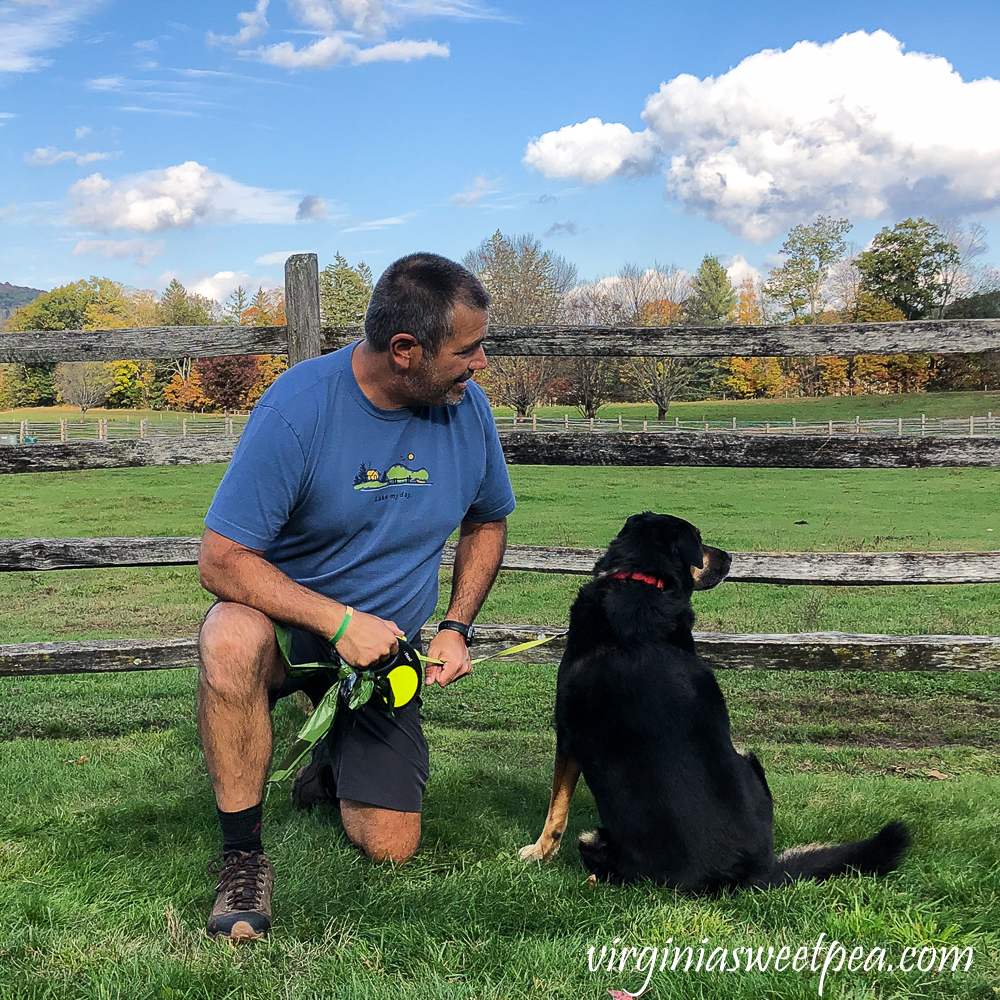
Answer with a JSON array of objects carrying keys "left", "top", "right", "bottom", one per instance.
[{"left": 773, "top": 821, "right": 910, "bottom": 884}]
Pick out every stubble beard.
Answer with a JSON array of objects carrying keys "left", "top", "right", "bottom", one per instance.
[{"left": 404, "top": 367, "right": 472, "bottom": 407}]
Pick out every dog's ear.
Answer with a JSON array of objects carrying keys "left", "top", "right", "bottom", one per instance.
[{"left": 677, "top": 528, "right": 704, "bottom": 577}]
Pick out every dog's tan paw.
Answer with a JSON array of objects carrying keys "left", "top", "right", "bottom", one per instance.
[{"left": 519, "top": 838, "right": 559, "bottom": 863}]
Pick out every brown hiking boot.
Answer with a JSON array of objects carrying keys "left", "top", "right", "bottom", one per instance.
[
  {"left": 291, "top": 759, "right": 337, "bottom": 811},
  {"left": 206, "top": 850, "right": 274, "bottom": 940}
]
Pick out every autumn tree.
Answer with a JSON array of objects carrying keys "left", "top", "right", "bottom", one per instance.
[
  {"left": 764, "top": 216, "right": 852, "bottom": 322},
  {"left": 152, "top": 279, "right": 216, "bottom": 408},
  {"left": 55, "top": 362, "right": 114, "bottom": 416},
  {"left": 464, "top": 231, "right": 575, "bottom": 418},
  {"left": 857, "top": 218, "right": 960, "bottom": 320}
]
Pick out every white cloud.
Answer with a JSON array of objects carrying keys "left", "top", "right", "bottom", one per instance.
[
  {"left": 451, "top": 175, "right": 501, "bottom": 206},
  {"left": 296, "top": 195, "right": 328, "bottom": 221},
  {"left": 191, "top": 270, "right": 252, "bottom": 303},
  {"left": 255, "top": 34, "right": 446, "bottom": 67},
  {"left": 215, "top": 0, "right": 459, "bottom": 68},
  {"left": 88, "top": 75, "right": 125, "bottom": 91},
  {"left": 525, "top": 31, "right": 1000, "bottom": 241},
  {"left": 524, "top": 118, "right": 660, "bottom": 185},
  {"left": 341, "top": 214, "right": 409, "bottom": 232},
  {"left": 722, "top": 255, "right": 761, "bottom": 286},
  {"left": 255, "top": 250, "right": 297, "bottom": 265},
  {"left": 0, "top": 205, "right": 18, "bottom": 221},
  {"left": 26, "top": 147, "right": 117, "bottom": 167},
  {"left": 68, "top": 161, "right": 301, "bottom": 233},
  {"left": 75, "top": 125, "right": 93, "bottom": 139},
  {"left": 0, "top": 0, "right": 106, "bottom": 74},
  {"left": 72, "top": 238, "right": 165, "bottom": 268},
  {"left": 207, "top": 0, "right": 270, "bottom": 46}
]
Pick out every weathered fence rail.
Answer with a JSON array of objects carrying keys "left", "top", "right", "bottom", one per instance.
[
  {"left": 2, "top": 537, "right": 998, "bottom": 586},
  {"left": 2, "top": 253, "right": 997, "bottom": 683},
  {"left": 3, "top": 318, "right": 999, "bottom": 362},
  {"left": 5, "top": 430, "right": 1000, "bottom": 473},
  {"left": 3, "top": 628, "right": 999, "bottom": 678}
]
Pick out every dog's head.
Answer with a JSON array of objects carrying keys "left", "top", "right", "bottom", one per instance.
[{"left": 594, "top": 512, "right": 731, "bottom": 593}]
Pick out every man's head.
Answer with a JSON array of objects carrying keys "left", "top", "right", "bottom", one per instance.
[
  {"left": 365, "top": 253, "right": 490, "bottom": 406},
  {"left": 365, "top": 253, "right": 489, "bottom": 357}
]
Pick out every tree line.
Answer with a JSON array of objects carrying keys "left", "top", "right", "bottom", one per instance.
[{"left": 2, "top": 224, "right": 999, "bottom": 417}]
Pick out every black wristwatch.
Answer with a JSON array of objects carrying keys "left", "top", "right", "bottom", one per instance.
[{"left": 437, "top": 619, "right": 475, "bottom": 645}]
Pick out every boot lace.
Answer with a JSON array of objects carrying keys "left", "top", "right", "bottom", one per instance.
[{"left": 207, "top": 852, "right": 269, "bottom": 911}]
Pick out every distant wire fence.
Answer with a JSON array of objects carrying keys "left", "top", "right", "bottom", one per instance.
[
  {"left": 0, "top": 414, "right": 251, "bottom": 445},
  {"left": 2, "top": 411, "right": 999, "bottom": 445},
  {"left": 497, "top": 412, "right": 1000, "bottom": 437}
]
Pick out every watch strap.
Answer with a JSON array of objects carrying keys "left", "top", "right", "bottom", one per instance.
[{"left": 437, "top": 619, "right": 473, "bottom": 643}]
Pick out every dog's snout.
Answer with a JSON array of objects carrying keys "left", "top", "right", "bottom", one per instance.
[{"left": 692, "top": 544, "right": 731, "bottom": 591}]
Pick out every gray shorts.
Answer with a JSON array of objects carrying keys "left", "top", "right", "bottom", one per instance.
[{"left": 272, "top": 625, "right": 429, "bottom": 814}]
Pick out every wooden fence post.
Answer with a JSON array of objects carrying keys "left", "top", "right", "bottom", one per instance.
[
  {"left": 182, "top": 418, "right": 188, "bottom": 438},
  {"left": 140, "top": 419, "right": 147, "bottom": 439},
  {"left": 59, "top": 419, "right": 66, "bottom": 442},
  {"left": 19, "top": 421, "right": 26, "bottom": 444},
  {"left": 284, "top": 253, "right": 322, "bottom": 366}
]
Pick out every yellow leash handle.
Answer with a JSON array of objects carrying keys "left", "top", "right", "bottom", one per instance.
[{"left": 414, "top": 632, "right": 564, "bottom": 667}]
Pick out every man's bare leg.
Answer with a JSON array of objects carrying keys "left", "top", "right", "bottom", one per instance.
[
  {"left": 198, "top": 602, "right": 285, "bottom": 812},
  {"left": 341, "top": 800, "right": 420, "bottom": 864}
]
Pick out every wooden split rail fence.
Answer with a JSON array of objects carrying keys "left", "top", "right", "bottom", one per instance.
[{"left": 1, "top": 253, "right": 999, "bottom": 681}]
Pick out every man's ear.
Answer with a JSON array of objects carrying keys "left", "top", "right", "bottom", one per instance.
[{"left": 388, "top": 333, "right": 421, "bottom": 371}]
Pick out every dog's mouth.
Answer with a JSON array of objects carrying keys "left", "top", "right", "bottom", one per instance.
[{"left": 692, "top": 545, "right": 732, "bottom": 591}]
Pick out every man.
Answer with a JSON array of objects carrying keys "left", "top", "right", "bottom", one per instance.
[{"left": 197, "top": 252, "right": 515, "bottom": 940}]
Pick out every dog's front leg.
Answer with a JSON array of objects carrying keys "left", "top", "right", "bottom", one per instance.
[{"left": 518, "top": 750, "right": 582, "bottom": 863}]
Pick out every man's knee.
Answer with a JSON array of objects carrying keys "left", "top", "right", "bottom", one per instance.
[
  {"left": 199, "top": 602, "right": 282, "bottom": 695},
  {"left": 340, "top": 800, "right": 420, "bottom": 864}
]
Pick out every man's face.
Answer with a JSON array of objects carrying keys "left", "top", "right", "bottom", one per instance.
[{"left": 403, "top": 302, "right": 488, "bottom": 406}]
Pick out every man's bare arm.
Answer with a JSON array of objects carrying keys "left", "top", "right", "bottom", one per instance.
[
  {"left": 425, "top": 517, "right": 507, "bottom": 687},
  {"left": 198, "top": 527, "right": 401, "bottom": 667}
]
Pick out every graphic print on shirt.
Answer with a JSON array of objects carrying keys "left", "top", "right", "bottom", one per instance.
[{"left": 352, "top": 452, "right": 432, "bottom": 491}]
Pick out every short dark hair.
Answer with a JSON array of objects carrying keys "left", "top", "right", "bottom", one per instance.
[{"left": 365, "top": 252, "right": 490, "bottom": 355}]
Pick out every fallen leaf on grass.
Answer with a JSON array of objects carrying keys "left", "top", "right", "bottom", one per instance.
[
  {"left": 925, "top": 769, "right": 949, "bottom": 780},
  {"left": 587, "top": 874, "right": 597, "bottom": 887},
  {"left": 64, "top": 756, "right": 89, "bottom": 765}
]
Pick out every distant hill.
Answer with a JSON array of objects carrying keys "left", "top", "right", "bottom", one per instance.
[{"left": 0, "top": 281, "right": 46, "bottom": 323}]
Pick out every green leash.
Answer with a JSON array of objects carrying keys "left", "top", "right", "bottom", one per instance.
[{"left": 267, "top": 625, "right": 563, "bottom": 787}]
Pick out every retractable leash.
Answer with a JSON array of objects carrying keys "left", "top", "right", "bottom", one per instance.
[{"left": 267, "top": 624, "right": 563, "bottom": 788}]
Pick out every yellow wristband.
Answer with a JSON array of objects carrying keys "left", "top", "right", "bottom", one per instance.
[{"left": 330, "top": 606, "right": 353, "bottom": 645}]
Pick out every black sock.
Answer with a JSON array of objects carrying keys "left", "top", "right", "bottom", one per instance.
[{"left": 218, "top": 802, "right": 264, "bottom": 854}]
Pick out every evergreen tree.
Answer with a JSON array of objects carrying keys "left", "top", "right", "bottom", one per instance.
[
  {"left": 683, "top": 255, "right": 736, "bottom": 326},
  {"left": 319, "top": 254, "right": 373, "bottom": 328}
]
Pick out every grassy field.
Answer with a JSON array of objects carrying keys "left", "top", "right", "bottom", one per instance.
[{"left": 1, "top": 459, "right": 998, "bottom": 998}]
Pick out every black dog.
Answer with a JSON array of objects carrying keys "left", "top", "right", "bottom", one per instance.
[{"left": 519, "top": 512, "right": 909, "bottom": 891}]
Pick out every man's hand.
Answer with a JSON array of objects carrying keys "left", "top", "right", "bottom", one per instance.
[
  {"left": 424, "top": 629, "right": 472, "bottom": 688},
  {"left": 334, "top": 609, "right": 403, "bottom": 668}
]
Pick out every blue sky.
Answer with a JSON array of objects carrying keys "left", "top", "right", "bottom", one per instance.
[{"left": 2, "top": 0, "right": 1000, "bottom": 302}]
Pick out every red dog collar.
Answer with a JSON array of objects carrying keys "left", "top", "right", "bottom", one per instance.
[{"left": 610, "top": 571, "right": 665, "bottom": 590}]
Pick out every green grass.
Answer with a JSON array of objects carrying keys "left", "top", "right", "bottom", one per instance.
[
  {"left": 1, "top": 451, "right": 999, "bottom": 997},
  {"left": 494, "top": 388, "right": 1000, "bottom": 423}
]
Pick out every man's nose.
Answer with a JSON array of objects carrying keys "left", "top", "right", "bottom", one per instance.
[{"left": 469, "top": 346, "right": 487, "bottom": 371}]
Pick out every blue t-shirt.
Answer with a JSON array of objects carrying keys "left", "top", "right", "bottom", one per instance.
[{"left": 204, "top": 343, "right": 516, "bottom": 639}]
